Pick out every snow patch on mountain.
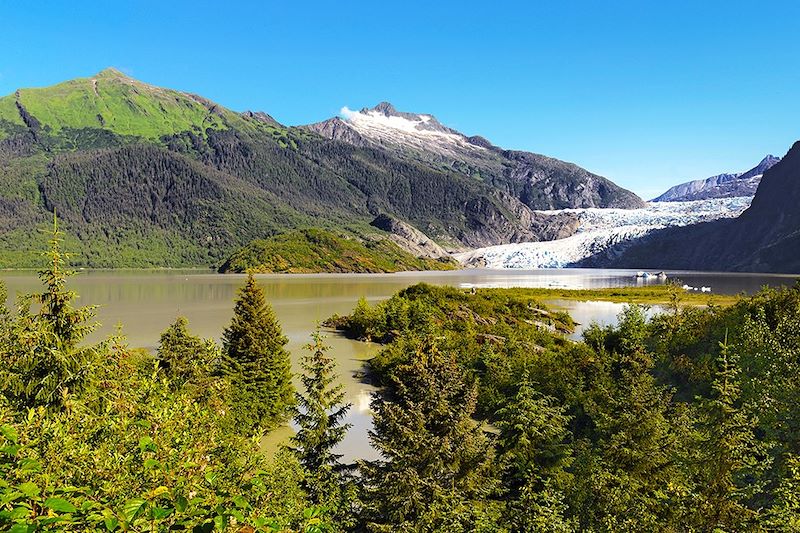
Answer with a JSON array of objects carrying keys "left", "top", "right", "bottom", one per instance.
[
  {"left": 335, "top": 103, "right": 487, "bottom": 157},
  {"left": 455, "top": 197, "right": 752, "bottom": 269},
  {"left": 652, "top": 155, "right": 780, "bottom": 202}
]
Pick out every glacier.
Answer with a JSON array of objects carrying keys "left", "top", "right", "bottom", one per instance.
[{"left": 454, "top": 197, "right": 753, "bottom": 269}]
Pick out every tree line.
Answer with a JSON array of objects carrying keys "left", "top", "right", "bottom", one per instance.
[{"left": 1, "top": 220, "right": 799, "bottom": 531}]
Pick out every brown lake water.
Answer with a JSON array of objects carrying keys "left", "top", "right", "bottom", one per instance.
[{"left": 2, "top": 268, "right": 797, "bottom": 461}]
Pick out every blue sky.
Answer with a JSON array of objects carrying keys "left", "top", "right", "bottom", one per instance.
[{"left": 1, "top": 0, "right": 797, "bottom": 198}]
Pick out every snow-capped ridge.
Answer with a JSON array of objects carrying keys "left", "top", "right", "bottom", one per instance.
[
  {"left": 652, "top": 155, "right": 781, "bottom": 202},
  {"left": 342, "top": 101, "right": 463, "bottom": 137}
]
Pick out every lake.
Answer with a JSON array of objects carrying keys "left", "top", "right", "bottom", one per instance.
[{"left": 2, "top": 268, "right": 797, "bottom": 461}]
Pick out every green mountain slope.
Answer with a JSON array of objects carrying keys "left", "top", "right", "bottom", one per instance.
[
  {"left": 0, "top": 69, "right": 641, "bottom": 269},
  {"left": 0, "top": 68, "right": 233, "bottom": 139},
  {"left": 219, "top": 229, "right": 456, "bottom": 273}
]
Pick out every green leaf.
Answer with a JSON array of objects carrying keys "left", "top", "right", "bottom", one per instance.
[
  {"left": 103, "top": 516, "right": 119, "bottom": 531},
  {"left": 232, "top": 495, "right": 249, "bottom": 509},
  {"left": 44, "top": 497, "right": 77, "bottom": 513},
  {"left": 143, "top": 458, "right": 162, "bottom": 470},
  {"left": 18, "top": 482, "right": 39, "bottom": 498},
  {"left": 9, "top": 523, "right": 32, "bottom": 533},
  {"left": 138, "top": 436, "right": 156, "bottom": 453},
  {"left": 174, "top": 495, "right": 188, "bottom": 513},
  {"left": 9, "top": 506, "right": 30, "bottom": 519},
  {"left": 122, "top": 498, "right": 147, "bottom": 523},
  {"left": 151, "top": 506, "right": 173, "bottom": 520},
  {"left": 0, "top": 424, "right": 18, "bottom": 444},
  {"left": 18, "top": 459, "right": 41, "bottom": 473},
  {"left": 1, "top": 491, "right": 24, "bottom": 505},
  {"left": 104, "top": 517, "right": 119, "bottom": 531}
]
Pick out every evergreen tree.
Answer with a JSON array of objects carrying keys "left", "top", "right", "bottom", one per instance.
[
  {"left": 291, "top": 330, "right": 352, "bottom": 475},
  {"left": 690, "top": 335, "right": 768, "bottom": 529},
  {"left": 767, "top": 455, "right": 800, "bottom": 530},
  {"left": 36, "top": 214, "right": 97, "bottom": 348},
  {"left": 495, "top": 383, "right": 575, "bottom": 532},
  {"left": 290, "top": 330, "right": 356, "bottom": 527},
  {"left": 360, "top": 337, "right": 501, "bottom": 532},
  {"left": 157, "top": 316, "right": 217, "bottom": 385},
  {"left": 0, "top": 214, "right": 99, "bottom": 408},
  {"left": 572, "top": 306, "right": 689, "bottom": 530},
  {"left": 220, "top": 273, "right": 293, "bottom": 433}
]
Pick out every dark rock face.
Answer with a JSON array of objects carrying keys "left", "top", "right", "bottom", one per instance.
[
  {"left": 594, "top": 142, "right": 800, "bottom": 273},
  {"left": 241, "top": 110, "right": 280, "bottom": 126},
  {"left": 306, "top": 117, "right": 369, "bottom": 147},
  {"left": 501, "top": 151, "right": 645, "bottom": 210},
  {"left": 652, "top": 155, "right": 781, "bottom": 202},
  {"left": 456, "top": 193, "right": 581, "bottom": 247}
]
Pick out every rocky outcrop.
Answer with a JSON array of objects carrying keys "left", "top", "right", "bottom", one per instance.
[
  {"left": 306, "top": 116, "right": 370, "bottom": 147},
  {"left": 241, "top": 110, "right": 280, "bottom": 126},
  {"left": 370, "top": 214, "right": 450, "bottom": 258}
]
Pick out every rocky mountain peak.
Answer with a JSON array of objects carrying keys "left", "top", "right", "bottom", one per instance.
[
  {"left": 365, "top": 101, "right": 399, "bottom": 116},
  {"left": 653, "top": 154, "right": 783, "bottom": 202},
  {"left": 750, "top": 154, "right": 781, "bottom": 175},
  {"left": 350, "top": 102, "right": 456, "bottom": 135}
]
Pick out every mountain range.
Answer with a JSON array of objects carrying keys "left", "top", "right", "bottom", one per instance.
[
  {"left": 595, "top": 142, "right": 800, "bottom": 273},
  {"left": 1, "top": 69, "right": 796, "bottom": 273},
  {"left": 308, "top": 102, "right": 644, "bottom": 211},
  {"left": 652, "top": 155, "right": 781, "bottom": 202},
  {"left": 0, "top": 69, "right": 642, "bottom": 268}
]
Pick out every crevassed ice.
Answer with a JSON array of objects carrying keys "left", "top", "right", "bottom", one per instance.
[{"left": 455, "top": 197, "right": 752, "bottom": 269}]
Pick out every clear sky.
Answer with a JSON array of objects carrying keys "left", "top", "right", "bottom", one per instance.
[{"left": 1, "top": 0, "right": 797, "bottom": 198}]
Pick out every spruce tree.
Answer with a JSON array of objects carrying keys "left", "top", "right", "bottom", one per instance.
[
  {"left": 360, "top": 337, "right": 501, "bottom": 532},
  {"left": 690, "top": 335, "right": 768, "bottom": 529},
  {"left": 157, "top": 316, "right": 216, "bottom": 385},
  {"left": 0, "top": 214, "right": 99, "bottom": 408},
  {"left": 290, "top": 330, "right": 356, "bottom": 526},
  {"left": 495, "top": 383, "right": 575, "bottom": 532},
  {"left": 220, "top": 273, "right": 293, "bottom": 433},
  {"left": 291, "top": 329, "right": 352, "bottom": 475},
  {"left": 572, "top": 305, "right": 689, "bottom": 530}
]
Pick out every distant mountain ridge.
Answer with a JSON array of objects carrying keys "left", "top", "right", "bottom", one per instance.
[
  {"left": 652, "top": 155, "right": 781, "bottom": 202},
  {"left": 596, "top": 142, "right": 800, "bottom": 273},
  {"left": 0, "top": 70, "right": 641, "bottom": 268},
  {"left": 307, "top": 102, "right": 645, "bottom": 211}
]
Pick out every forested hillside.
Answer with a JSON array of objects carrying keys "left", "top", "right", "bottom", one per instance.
[
  {"left": 219, "top": 229, "right": 456, "bottom": 273},
  {"left": 0, "top": 69, "right": 641, "bottom": 268}
]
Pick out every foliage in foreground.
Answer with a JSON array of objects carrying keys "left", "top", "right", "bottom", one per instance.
[
  {"left": 333, "top": 282, "right": 800, "bottom": 531},
  {"left": 0, "top": 224, "right": 332, "bottom": 531},
  {"left": 2, "top": 221, "right": 800, "bottom": 531}
]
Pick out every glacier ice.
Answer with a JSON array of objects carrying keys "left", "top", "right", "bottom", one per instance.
[{"left": 455, "top": 197, "right": 752, "bottom": 269}]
